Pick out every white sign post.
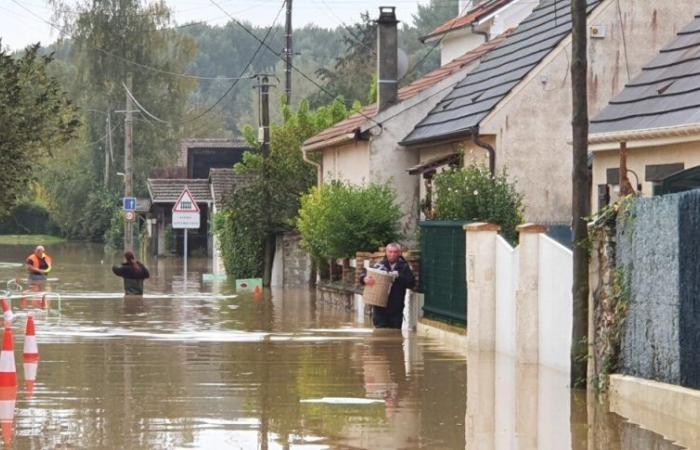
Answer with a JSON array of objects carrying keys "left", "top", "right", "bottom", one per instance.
[{"left": 172, "top": 186, "right": 200, "bottom": 287}]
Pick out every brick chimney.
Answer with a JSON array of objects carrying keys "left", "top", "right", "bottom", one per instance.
[{"left": 377, "top": 6, "right": 399, "bottom": 112}]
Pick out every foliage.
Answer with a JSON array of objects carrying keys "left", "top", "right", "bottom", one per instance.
[
  {"left": 297, "top": 181, "right": 402, "bottom": 261},
  {"left": 0, "top": 44, "right": 80, "bottom": 217},
  {"left": 103, "top": 208, "right": 124, "bottom": 250},
  {"left": 0, "top": 235, "right": 66, "bottom": 246},
  {"left": 214, "top": 98, "right": 350, "bottom": 277},
  {"left": 0, "top": 201, "right": 60, "bottom": 235},
  {"left": 432, "top": 165, "right": 524, "bottom": 243}
]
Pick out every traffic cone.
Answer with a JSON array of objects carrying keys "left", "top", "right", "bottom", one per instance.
[
  {"left": 0, "top": 329, "right": 16, "bottom": 388},
  {"left": 253, "top": 285, "right": 262, "bottom": 297},
  {"left": 0, "top": 386, "right": 16, "bottom": 447},
  {"left": 23, "top": 316, "right": 39, "bottom": 399},
  {"left": 1, "top": 299, "right": 12, "bottom": 323}
]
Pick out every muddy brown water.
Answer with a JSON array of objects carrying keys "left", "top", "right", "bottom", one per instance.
[{"left": 0, "top": 242, "right": 691, "bottom": 449}]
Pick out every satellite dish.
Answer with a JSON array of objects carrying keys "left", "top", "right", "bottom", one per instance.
[{"left": 398, "top": 48, "right": 409, "bottom": 79}]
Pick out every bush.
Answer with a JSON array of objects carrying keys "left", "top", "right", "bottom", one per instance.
[
  {"left": 297, "top": 181, "right": 402, "bottom": 261},
  {"left": 0, "top": 201, "right": 60, "bottom": 235},
  {"left": 214, "top": 208, "right": 264, "bottom": 278},
  {"left": 433, "top": 165, "right": 524, "bottom": 243}
]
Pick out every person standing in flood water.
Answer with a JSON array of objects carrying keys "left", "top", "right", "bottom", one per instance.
[
  {"left": 360, "top": 243, "right": 415, "bottom": 329},
  {"left": 112, "top": 251, "right": 150, "bottom": 295},
  {"left": 26, "top": 245, "right": 52, "bottom": 282}
]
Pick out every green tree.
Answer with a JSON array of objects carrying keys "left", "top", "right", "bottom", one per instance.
[
  {"left": 214, "top": 98, "right": 350, "bottom": 277},
  {"left": 44, "top": 0, "right": 199, "bottom": 239},
  {"left": 0, "top": 44, "right": 80, "bottom": 217},
  {"left": 297, "top": 181, "right": 402, "bottom": 261}
]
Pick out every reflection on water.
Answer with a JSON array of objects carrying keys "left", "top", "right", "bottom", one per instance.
[
  {"left": 466, "top": 351, "right": 691, "bottom": 449},
  {"left": 0, "top": 242, "right": 467, "bottom": 449}
]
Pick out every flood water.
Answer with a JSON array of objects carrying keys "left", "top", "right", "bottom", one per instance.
[{"left": 0, "top": 242, "right": 694, "bottom": 449}]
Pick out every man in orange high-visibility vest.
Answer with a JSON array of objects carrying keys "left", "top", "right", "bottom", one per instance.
[{"left": 26, "top": 245, "right": 52, "bottom": 282}]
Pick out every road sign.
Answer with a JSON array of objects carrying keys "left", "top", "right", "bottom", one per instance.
[
  {"left": 123, "top": 197, "right": 137, "bottom": 211},
  {"left": 124, "top": 211, "right": 136, "bottom": 222},
  {"left": 172, "top": 187, "right": 200, "bottom": 229}
]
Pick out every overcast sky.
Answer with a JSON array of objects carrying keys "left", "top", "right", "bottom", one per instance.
[{"left": 0, "top": 0, "right": 434, "bottom": 51}]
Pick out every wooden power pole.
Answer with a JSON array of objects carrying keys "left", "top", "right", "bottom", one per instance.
[
  {"left": 284, "top": 0, "right": 293, "bottom": 105},
  {"left": 124, "top": 77, "right": 135, "bottom": 253},
  {"left": 570, "top": 0, "right": 590, "bottom": 386},
  {"left": 258, "top": 75, "right": 275, "bottom": 287}
]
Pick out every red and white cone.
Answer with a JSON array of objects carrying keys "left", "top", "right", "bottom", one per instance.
[
  {"left": 1, "top": 299, "right": 12, "bottom": 322},
  {"left": 0, "top": 386, "right": 16, "bottom": 447},
  {"left": 23, "top": 316, "right": 39, "bottom": 399},
  {"left": 0, "top": 328, "right": 16, "bottom": 389}
]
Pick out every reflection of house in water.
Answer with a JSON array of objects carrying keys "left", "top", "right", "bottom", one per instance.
[{"left": 146, "top": 139, "right": 251, "bottom": 257}]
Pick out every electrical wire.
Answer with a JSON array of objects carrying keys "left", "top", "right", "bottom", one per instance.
[{"left": 9, "top": 0, "right": 254, "bottom": 82}]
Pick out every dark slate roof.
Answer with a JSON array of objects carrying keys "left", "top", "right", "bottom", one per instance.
[
  {"left": 209, "top": 168, "right": 253, "bottom": 207},
  {"left": 402, "top": 0, "right": 601, "bottom": 146},
  {"left": 590, "top": 14, "right": 700, "bottom": 135},
  {"left": 147, "top": 179, "right": 213, "bottom": 204}
]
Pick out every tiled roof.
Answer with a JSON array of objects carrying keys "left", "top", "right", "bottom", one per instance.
[
  {"left": 421, "top": 0, "right": 515, "bottom": 42},
  {"left": 147, "top": 179, "right": 213, "bottom": 204},
  {"left": 590, "top": 14, "right": 700, "bottom": 136},
  {"left": 402, "top": 0, "right": 601, "bottom": 146},
  {"left": 302, "top": 34, "right": 508, "bottom": 150},
  {"left": 209, "top": 168, "right": 253, "bottom": 207}
]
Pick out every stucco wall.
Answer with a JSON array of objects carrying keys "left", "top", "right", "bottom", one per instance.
[
  {"left": 591, "top": 140, "right": 700, "bottom": 210},
  {"left": 321, "top": 141, "right": 370, "bottom": 186},
  {"left": 479, "top": 0, "right": 698, "bottom": 224},
  {"left": 441, "top": 31, "right": 484, "bottom": 65}
]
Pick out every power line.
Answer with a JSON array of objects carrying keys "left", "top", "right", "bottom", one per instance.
[
  {"left": 207, "top": 0, "right": 384, "bottom": 129},
  {"left": 8, "top": 0, "right": 253, "bottom": 82}
]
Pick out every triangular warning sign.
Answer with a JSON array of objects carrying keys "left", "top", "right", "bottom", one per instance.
[{"left": 173, "top": 187, "right": 200, "bottom": 213}]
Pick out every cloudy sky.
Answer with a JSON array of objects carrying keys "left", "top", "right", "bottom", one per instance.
[{"left": 0, "top": 0, "right": 434, "bottom": 51}]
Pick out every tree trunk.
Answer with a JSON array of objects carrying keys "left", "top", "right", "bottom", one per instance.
[{"left": 570, "top": 0, "right": 591, "bottom": 387}]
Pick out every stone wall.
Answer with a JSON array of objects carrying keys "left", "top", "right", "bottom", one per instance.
[
  {"left": 280, "top": 233, "right": 312, "bottom": 287},
  {"left": 615, "top": 191, "right": 700, "bottom": 389}
]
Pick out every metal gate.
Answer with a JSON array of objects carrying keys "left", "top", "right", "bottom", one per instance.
[{"left": 419, "top": 221, "right": 469, "bottom": 325}]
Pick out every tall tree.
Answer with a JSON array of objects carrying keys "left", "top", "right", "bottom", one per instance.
[
  {"left": 570, "top": 0, "right": 590, "bottom": 386},
  {"left": 0, "top": 44, "right": 80, "bottom": 217}
]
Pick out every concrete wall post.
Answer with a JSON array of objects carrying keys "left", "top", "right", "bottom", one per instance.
[
  {"left": 516, "top": 224, "right": 547, "bottom": 364},
  {"left": 465, "top": 222, "right": 501, "bottom": 352}
]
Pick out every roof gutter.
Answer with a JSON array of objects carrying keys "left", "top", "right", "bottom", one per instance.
[
  {"left": 471, "top": 126, "right": 495, "bottom": 175},
  {"left": 301, "top": 132, "right": 357, "bottom": 153},
  {"left": 589, "top": 123, "right": 700, "bottom": 146}
]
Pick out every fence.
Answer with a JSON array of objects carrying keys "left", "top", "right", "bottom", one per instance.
[
  {"left": 419, "top": 221, "right": 470, "bottom": 325},
  {"left": 466, "top": 223, "right": 572, "bottom": 373}
]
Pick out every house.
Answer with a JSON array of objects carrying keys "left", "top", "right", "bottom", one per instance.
[
  {"left": 301, "top": 7, "right": 507, "bottom": 242},
  {"left": 401, "top": 0, "right": 699, "bottom": 236},
  {"left": 422, "top": 0, "right": 536, "bottom": 65},
  {"left": 589, "top": 13, "right": 700, "bottom": 209},
  {"left": 146, "top": 139, "right": 251, "bottom": 257}
]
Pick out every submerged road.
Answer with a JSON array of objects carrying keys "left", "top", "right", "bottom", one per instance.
[{"left": 0, "top": 242, "right": 689, "bottom": 449}]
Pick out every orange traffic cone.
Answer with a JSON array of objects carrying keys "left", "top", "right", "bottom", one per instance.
[
  {"left": 0, "top": 386, "right": 16, "bottom": 447},
  {"left": 1, "top": 299, "right": 12, "bottom": 323},
  {"left": 24, "top": 316, "right": 39, "bottom": 399},
  {"left": 0, "top": 329, "right": 16, "bottom": 388}
]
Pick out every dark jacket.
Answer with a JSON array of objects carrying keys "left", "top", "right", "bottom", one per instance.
[
  {"left": 112, "top": 262, "right": 150, "bottom": 295},
  {"left": 360, "top": 256, "right": 415, "bottom": 315}
]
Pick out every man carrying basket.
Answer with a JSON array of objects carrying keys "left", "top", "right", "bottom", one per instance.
[{"left": 360, "top": 243, "right": 415, "bottom": 329}]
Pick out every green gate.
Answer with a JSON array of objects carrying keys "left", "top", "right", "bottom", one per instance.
[{"left": 419, "top": 221, "right": 469, "bottom": 325}]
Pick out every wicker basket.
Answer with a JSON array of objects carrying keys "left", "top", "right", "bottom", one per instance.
[{"left": 363, "top": 267, "right": 394, "bottom": 307}]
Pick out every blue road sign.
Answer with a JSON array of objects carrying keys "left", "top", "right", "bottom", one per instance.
[{"left": 123, "top": 197, "right": 137, "bottom": 211}]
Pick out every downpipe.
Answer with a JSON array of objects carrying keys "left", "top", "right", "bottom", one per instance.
[{"left": 471, "top": 126, "right": 496, "bottom": 176}]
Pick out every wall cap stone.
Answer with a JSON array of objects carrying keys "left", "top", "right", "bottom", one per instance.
[
  {"left": 517, "top": 223, "right": 548, "bottom": 234},
  {"left": 464, "top": 222, "right": 501, "bottom": 232}
]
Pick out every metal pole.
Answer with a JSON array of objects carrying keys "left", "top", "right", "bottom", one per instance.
[
  {"left": 124, "top": 76, "right": 134, "bottom": 252},
  {"left": 184, "top": 228, "right": 188, "bottom": 290},
  {"left": 284, "top": 0, "right": 293, "bottom": 105}
]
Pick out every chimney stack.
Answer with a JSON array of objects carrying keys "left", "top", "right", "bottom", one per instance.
[{"left": 377, "top": 7, "right": 399, "bottom": 112}]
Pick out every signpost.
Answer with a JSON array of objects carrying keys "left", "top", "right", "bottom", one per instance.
[
  {"left": 123, "top": 197, "right": 136, "bottom": 211},
  {"left": 172, "top": 187, "right": 200, "bottom": 287}
]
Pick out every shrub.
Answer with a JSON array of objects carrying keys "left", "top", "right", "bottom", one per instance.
[
  {"left": 297, "top": 181, "right": 402, "bottom": 261},
  {"left": 0, "top": 201, "right": 60, "bottom": 235},
  {"left": 213, "top": 207, "right": 264, "bottom": 278},
  {"left": 433, "top": 165, "right": 524, "bottom": 243}
]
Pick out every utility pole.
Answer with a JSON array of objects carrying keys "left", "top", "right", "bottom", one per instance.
[
  {"left": 258, "top": 75, "right": 274, "bottom": 287},
  {"left": 124, "top": 76, "right": 135, "bottom": 253},
  {"left": 284, "top": 0, "right": 293, "bottom": 105},
  {"left": 104, "top": 112, "right": 112, "bottom": 187},
  {"left": 570, "top": 0, "right": 590, "bottom": 387}
]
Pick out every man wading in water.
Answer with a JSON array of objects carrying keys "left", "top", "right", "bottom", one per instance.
[
  {"left": 360, "top": 243, "right": 415, "bottom": 329},
  {"left": 26, "top": 245, "right": 52, "bottom": 282},
  {"left": 112, "top": 251, "right": 150, "bottom": 295}
]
